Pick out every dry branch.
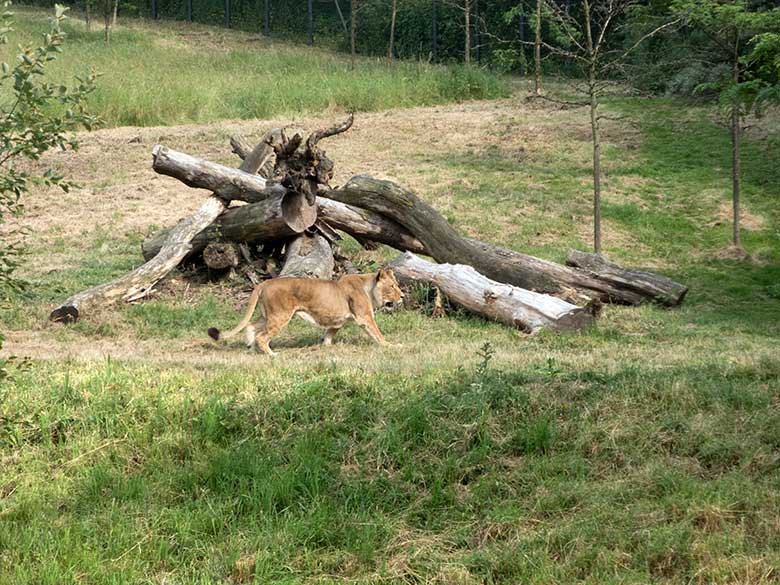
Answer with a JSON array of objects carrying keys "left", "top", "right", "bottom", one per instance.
[
  {"left": 390, "top": 252, "right": 595, "bottom": 333},
  {"left": 151, "top": 145, "right": 286, "bottom": 203}
]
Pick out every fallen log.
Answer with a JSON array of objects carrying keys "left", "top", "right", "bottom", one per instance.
[
  {"left": 49, "top": 129, "right": 284, "bottom": 323},
  {"left": 141, "top": 195, "right": 426, "bottom": 260},
  {"left": 565, "top": 250, "right": 688, "bottom": 307},
  {"left": 141, "top": 191, "right": 317, "bottom": 261},
  {"left": 316, "top": 198, "right": 428, "bottom": 255},
  {"left": 152, "top": 145, "right": 286, "bottom": 203},
  {"left": 279, "top": 233, "right": 334, "bottom": 279},
  {"left": 390, "top": 252, "right": 595, "bottom": 333},
  {"left": 321, "top": 175, "right": 687, "bottom": 306}
]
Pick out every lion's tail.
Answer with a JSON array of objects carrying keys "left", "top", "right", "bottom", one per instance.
[{"left": 208, "top": 281, "right": 267, "bottom": 342}]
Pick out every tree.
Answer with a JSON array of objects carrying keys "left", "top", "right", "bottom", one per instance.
[
  {"left": 534, "top": 0, "right": 542, "bottom": 94},
  {"left": 673, "top": 0, "right": 779, "bottom": 252},
  {"left": 465, "top": 0, "right": 471, "bottom": 63},
  {"left": 540, "top": 0, "right": 679, "bottom": 253},
  {"left": 350, "top": 0, "right": 358, "bottom": 68},
  {"left": 0, "top": 2, "right": 97, "bottom": 365},
  {"left": 388, "top": 0, "right": 397, "bottom": 59}
]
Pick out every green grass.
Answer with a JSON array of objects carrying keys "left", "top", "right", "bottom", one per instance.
[
  {"left": 2, "top": 77, "right": 780, "bottom": 581},
  {"left": 0, "top": 6, "right": 508, "bottom": 127}
]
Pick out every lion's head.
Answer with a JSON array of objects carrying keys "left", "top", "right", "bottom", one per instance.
[{"left": 373, "top": 268, "right": 404, "bottom": 310}]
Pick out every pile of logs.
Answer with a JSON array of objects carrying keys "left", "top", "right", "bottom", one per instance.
[{"left": 49, "top": 116, "right": 688, "bottom": 334}]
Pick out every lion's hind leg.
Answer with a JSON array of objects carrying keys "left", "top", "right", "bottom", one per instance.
[{"left": 254, "top": 309, "right": 295, "bottom": 357}]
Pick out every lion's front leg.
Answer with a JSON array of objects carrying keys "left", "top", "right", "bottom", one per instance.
[{"left": 355, "top": 314, "right": 388, "bottom": 346}]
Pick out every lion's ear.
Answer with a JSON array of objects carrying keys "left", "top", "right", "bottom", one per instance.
[{"left": 377, "top": 268, "right": 387, "bottom": 279}]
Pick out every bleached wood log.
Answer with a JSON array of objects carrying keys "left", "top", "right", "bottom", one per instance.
[
  {"left": 151, "top": 145, "right": 286, "bottom": 203},
  {"left": 279, "top": 233, "right": 334, "bottom": 279},
  {"left": 316, "top": 197, "right": 428, "bottom": 255},
  {"left": 390, "top": 252, "right": 595, "bottom": 333},
  {"left": 49, "top": 197, "right": 228, "bottom": 323}
]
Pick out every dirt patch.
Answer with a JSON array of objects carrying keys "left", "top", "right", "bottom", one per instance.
[
  {"left": 710, "top": 201, "right": 766, "bottom": 232},
  {"left": 713, "top": 245, "right": 752, "bottom": 261},
  {"left": 8, "top": 97, "right": 588, "bottom": 251}
]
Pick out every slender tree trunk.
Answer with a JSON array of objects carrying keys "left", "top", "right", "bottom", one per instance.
[
  {"left": 104, "top": 0, "right": 111, "bottom": 44},
  {"left": 85, "top": 0, "right": 91, "bottom": 32},
  {"left": 307, "top": 0, "right": 314, "bottom": 46},
  {"left": 474, "top": 0, "right": 480, "bottom": 63},
  {"left": 464, "top": 0, "right": 471, "bottom": 64},
  {"left": 731, "top": 57, "right": 742, "bottom": 249},
  {"left": 432, "top": 0, "right": 438, "bottom": 62},
  {"left": 534, "top": 0, "right": 542, "bottom": 95},
  {"left": 583, "top": 0, "right": 601, "bottom": 254},
  {"left": 112, "top": 0, "right": 118, "bottom": 27},
  {"left": 388, "top": 0, "right": 397, "bottom": 59},
  {"left": 350, "top": 0, "right": 357, "bottom": 69}
]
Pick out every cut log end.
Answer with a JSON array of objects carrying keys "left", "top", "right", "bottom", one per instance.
[
  {"left": 49, "top": 305, "right": 79, "bottom": 324},
  {"left": 281, "top": 190, "right": 317, "bottom": 233}
]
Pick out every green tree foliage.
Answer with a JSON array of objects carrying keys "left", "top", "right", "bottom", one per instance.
[
  {"left": 671, "top": 0, "right": 779, "bottom": 250},
  {"left": 0, "top": 1, "right": 97, "bottom": 367}
]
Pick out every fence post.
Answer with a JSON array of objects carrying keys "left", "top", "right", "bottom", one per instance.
[
  {"left": 225, "top": 0, "right": 231, "bottom": 28},
  {"left": 151, "top": 0, "right": 158, "bottom": 20},
  {"left": 187, "top": 0, "right": 192, "bottom": 21}
]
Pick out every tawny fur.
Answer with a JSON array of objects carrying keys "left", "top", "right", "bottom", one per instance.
[{"left": 208, "top": 269, "right": 403, "bottom": 356}]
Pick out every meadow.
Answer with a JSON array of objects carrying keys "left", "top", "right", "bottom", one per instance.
[
  {"left": 0, "top": 6, "right": 507, "bottom": 127},
  {"left": 1, "top": 6, "right": 780, "bottom": 584}
]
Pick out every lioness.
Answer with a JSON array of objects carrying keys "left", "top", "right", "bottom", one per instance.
[{"left": 208, "top": 269, "right": 404, "bottom": 356}]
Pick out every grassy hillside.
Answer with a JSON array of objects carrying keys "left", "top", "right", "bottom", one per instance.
[
  {"left": 0, "top": 6, "right": 507, "bottom": 127},
  {"left": 1, "top": 71, "right": 780, "bottom": 583}
]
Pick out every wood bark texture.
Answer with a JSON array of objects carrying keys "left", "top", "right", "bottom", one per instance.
[
  {"left": 279, "top": 233, "right": 335, "bottom": 279},
  {"left": 316, "top": 197, "right": 428, "bottom": 255},
  {"left": 565, "top": 250, "right": 688, "bottom": 307},
  {"left": 390, "top": 252, "right": 594, "bottom": 333},
  {"left": 203, "top": 242, "right": 241, "bottom": 270}
]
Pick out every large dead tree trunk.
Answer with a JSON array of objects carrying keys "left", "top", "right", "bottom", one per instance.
[
  {"left": 50, "top": 129, "right": 284, "bottom": 323},
  {"left": 565, "top": 251, "right": 688, "bottom": 307},
  {"left": 320, "top": 175, "right": 687, "bottom": 306},
  {"left": 391, "top": 252, "right": 595, "bottom": 333},
  {"left": 279, "top": 233, "right": 334, "bottom": 279},
  {"left": 141, "top": 191, "right": 316, "bottom": 261}
]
